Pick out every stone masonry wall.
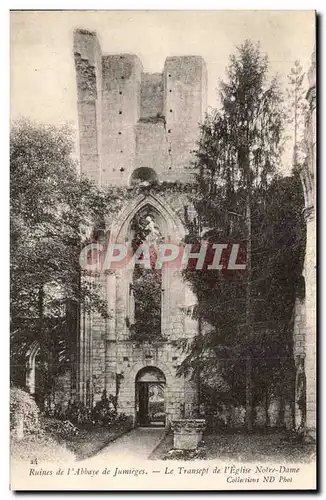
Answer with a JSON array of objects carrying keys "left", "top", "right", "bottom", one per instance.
[
  {"left": 292, "top": 47, "right": 316, "bottom": 439},
  {"left": 302, "top": 49, "right": 316, "bottom": 439},
  {"left": 74, "top": 30, "right": 207, "bottom": 187},
  {"left": 79, "top": 191, "right": 199, "bottom": 419},
  {"left": 140, "top": 73, "right": 164, "bottom": 119},
  {"left": 163, "top": 56, "right": 207, "bottom": 183},
  {"left": 101, "top": 54, "right": 142, "bottom": 187},
  {"left": 74, "top": 30, "right": 102, "bottom": 185},
  {"left": 74, "top": 29, "right": 205, "bottom": 424}
]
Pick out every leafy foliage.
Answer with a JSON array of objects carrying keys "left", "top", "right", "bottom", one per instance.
[
  {"left": 179, "top": 41, "right": 305, "bottom": 421},
  {"left": 286, "top": 60, "right": 308, "bottom": 169},
  {"left": 51, "top": 391, "right": 133, "bottom": 429},
  {"left": 10, "top": 386, "right": 40, "bottom": 435},
  {"left": 128, "top": 209, "right": 163, "bottom": 341},
  {"left": 10, "top": 120, "right": 113, "bottom": 398},
  {"left": 90, "top": 390, "right": 118, "bottom": 426}
]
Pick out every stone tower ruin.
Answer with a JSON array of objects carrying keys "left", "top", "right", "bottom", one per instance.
[{"left": 73, "top": 29, "right": 207, "bottom": 426}]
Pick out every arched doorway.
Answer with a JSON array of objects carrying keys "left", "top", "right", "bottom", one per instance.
[{"left": 135, "top": 367, "right": 166, "bottom": 427}]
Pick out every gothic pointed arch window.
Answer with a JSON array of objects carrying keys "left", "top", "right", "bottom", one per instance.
[{"left": 128, "top": 205, "right": 164, "bottom": 341}]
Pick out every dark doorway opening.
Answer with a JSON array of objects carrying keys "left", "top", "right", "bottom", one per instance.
[
  {"left": 130, "top": 167, "right": 158, "bottom": 186},
  {"left": 136, "top": 367, "right": 166, "bottom": 427}
]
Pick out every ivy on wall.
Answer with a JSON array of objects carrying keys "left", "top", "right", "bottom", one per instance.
[{"left": 129, "top": 207, "right": 163, "bottom": 342}]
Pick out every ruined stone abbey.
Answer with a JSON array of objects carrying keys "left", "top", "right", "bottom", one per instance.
[
  {"left": 73, "top": 29, "right": 207, "bottom": 425},
  {"left": 25, "top": 29, "right": 315, "bottom": 438}
]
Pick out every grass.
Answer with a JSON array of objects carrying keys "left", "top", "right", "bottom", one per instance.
[
  {"left": 11, "top": 422, "right": 133, "bottom": 464},
  {"left": 60, "top": 424, "right": 132, "bottom": 461},
  {"left": 150, "top": 430, "right": 316, "bottom": 463},
  {"left": 11, "top": 433, "right": 75, "bottom": 464}
]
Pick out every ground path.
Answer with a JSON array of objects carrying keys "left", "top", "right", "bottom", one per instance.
[{"left": 84, "top": 427, "right": 166, "bottom": 463}]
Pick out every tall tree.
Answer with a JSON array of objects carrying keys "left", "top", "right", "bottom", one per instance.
[
  {"left": 286, "top": 60, "right": 307, "bottom": 170},
  {"left": 180, "top": 41, "right": 304, "bottom": 430},
  {"left": 10, "top": 120, "right": 114, "bottom": 400}
]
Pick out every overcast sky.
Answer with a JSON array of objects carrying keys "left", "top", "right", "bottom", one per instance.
[{"left": 10, "top": 10, "right": 315, "bottom": 173}]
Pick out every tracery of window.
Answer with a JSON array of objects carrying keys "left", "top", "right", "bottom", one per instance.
[{"left": 129, "top": 207, "right": 163, "bottom": 341}]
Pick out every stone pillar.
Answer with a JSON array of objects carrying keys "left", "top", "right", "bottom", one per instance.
[
  {"left": 302, "top": 47, "right": 316, "bottom": 441},
  {"left": 167, "top": 269, "right": 186, "bottom": 340},
  {"left": 26, "top": 365, "right": 35, "bottom": 395},
  {"left": 78, "top": 309, "right": 92, "bottom": 405},
  {"left": 163, "top": 56, "right": 207, "bottom": 183},
  {"left": 25, "top": 342, "right": 40, "bottom": 396},
  {"left": 304, "top": 209, "right": 316, "bottom": 439},
  {"left": 90, "top": 274, "right": 107, "bottom": 403},
  {"left": 105, "top": 272, "right": 117, "bottom": 396},
  {"left": 74, "top": 29, "right": 102, "bottom": 185},
  {"left": 293, "top": 296, "right": 306, "bottom": 431},
  {"left": 78, "top": 308, "right": 86, "bottom": 403}
]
